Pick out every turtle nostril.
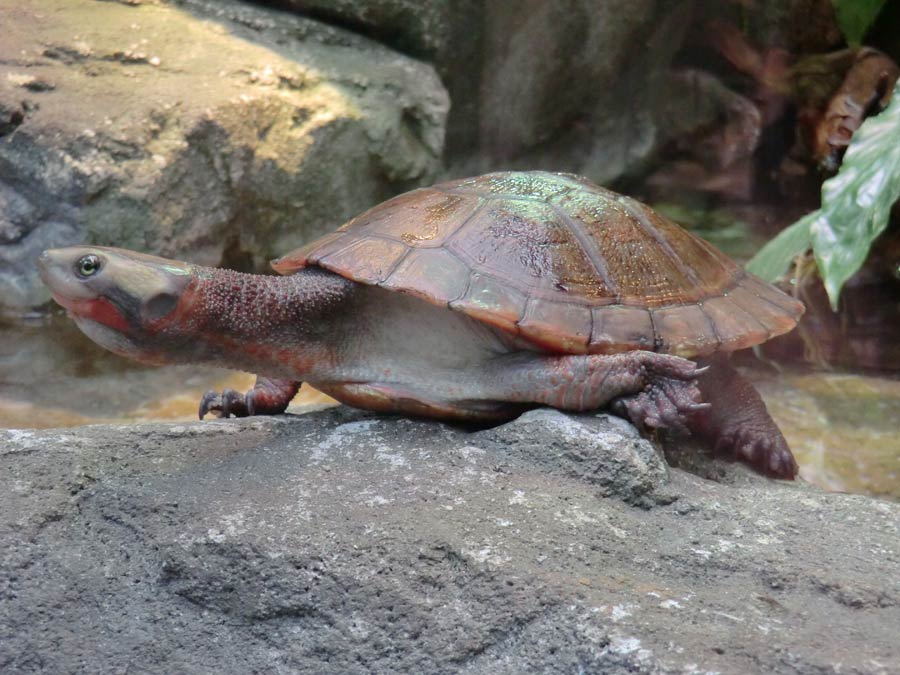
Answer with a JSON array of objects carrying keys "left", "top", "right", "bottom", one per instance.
[
  {"left": 37, "top": 250, "right": 58, "bottom": 284},
  {"left": 37, "top": 250, "right": 52, "bottom": 277}
]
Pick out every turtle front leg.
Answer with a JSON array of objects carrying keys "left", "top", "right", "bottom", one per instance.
[
  {"left": 693, "top": 360, "right": 798, "bottom": 479},
  {"left": 199, "top": 377, "right": 301, "bottom": 419},
  {"left": 484, "top": 350, "right": 708, "bottom": 432}
]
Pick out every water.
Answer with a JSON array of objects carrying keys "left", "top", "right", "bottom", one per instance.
[
  {"left": 0, "top": 314, "right": 335, "bottom": 428},
  {"left": 753, "top": 369, "right": 900, "bottom": 500}
]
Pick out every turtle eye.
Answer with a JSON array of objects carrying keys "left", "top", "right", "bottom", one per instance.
[{"left": 76, "top": 254, "right": 102, "bottom": 278}]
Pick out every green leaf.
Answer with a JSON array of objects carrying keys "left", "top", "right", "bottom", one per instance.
[
  {"left": 810, "top": 79, "right": 900, "bottom": 309},
  {"left": 746, "top": 80, "right": 900, "bottom": 309},
  {"left": 831, "top": 0, "right": 887, "bottom": 46},
  {"left": 745, "top": 214, "right": 812, "bottom": 281}
]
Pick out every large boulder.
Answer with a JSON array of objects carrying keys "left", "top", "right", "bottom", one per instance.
[
  {"left": 1, "top": 407, "right": 898, "bottom": 673},
  {"left": 265, "top": 0, "right": 685, "bottom": 172},
  {"left": 0, "top": 0, "right": 448, "bottom": 310}
]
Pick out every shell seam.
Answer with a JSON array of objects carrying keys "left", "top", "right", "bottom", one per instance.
[
  {"left": 696, "top": 302, "right": 724, "bottom": 352},
  {"left": 547, "top": 201, "right": 619, "bottom": 299},
  {"left": 614, "top": 196, "right": 705, "bottom": 290}
]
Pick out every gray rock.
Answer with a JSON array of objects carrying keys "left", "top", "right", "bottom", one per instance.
[
  {"left": 476, "top": 409, "right": 672, "bottom": 507},
  {"left": 1, "top": 407, "right": 898, "bottom": 673},
  {"left": 261, "top": 0, "right": 686, "bottom": 174},
  {"left": 0, "top": 0, "right": 447, "bottom": 310}
]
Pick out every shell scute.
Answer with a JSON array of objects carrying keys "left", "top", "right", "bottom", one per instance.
[
  {"left": 589, "top": 306, "right": 655, "bottom": 353},
  {"left": 439, "top": 172, "right": 573, "bottom": 201},
  {"left": 650, "top": 304, "right": 721, "bottom": 357},
  {"left": 447, "top": 199, "right": 616, "bottom": 302},
  {"left": 699, "top": 295, "right": 770, "bottom": 352},
  {"left": 381, "top": 247, "right": 470, "bottom": 305},
  {"left": 315, "top": 237, "right": 409, "bottom": 284},
  {"left": 449, "top": 273, "right": 528, "bottom": 333},
  {"left": 519, "top": 298, "right": 592, "bottom": 353},
  {"left": 343, "top": 188, "right": 483, "bottom": 249}
]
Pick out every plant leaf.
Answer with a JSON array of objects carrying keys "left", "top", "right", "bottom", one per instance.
[
  {"left": 831, "top": 0, "right": 887, "bottom": 46},
  {"left": 810, "top": 79, "right": 900, "bottom": 309},
  {"left": 745, "top": 215, "right": 812, "bottom": 281}
]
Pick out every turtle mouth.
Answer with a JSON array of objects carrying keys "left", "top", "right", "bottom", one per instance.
[
  {"left": 49, "top": 291, "right": 97, "bottom": 322},
  {"left": 47, "top": 290, "right": 132, "bottom": 334},
  {"left": 71, "top": 314, "right": 148, "bottom": 361},
  {"left": 49, "top": 291, "right": 80, "bottom": 316}
]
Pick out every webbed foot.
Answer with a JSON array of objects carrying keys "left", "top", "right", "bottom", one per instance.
[
  {"left": 486, "top": 349, "right": 708, "bottom": 428},
  {"left": 199, "top": 377, "right": 301, "bottom": 419}
]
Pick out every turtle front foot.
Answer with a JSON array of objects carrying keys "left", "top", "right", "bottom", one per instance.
[{"left": 199, "top": 377, "right": 301, "bottom": 419}]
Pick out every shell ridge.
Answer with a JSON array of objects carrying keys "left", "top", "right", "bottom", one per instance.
[
  {"left": 647, "top": 308, "right": 662, "bottom": 352},
  {"left": 615, "top": 196, "right": 705, "bottom": 288},
  {"left": 753, "top": 291, "right": 801, "bottom": 316},
  {"left": 693, "top": 235, "right": 745, "bottom": 283},
  {"left": 547, "top": 202, "right": 619, "bottom": 300},
  {"left": 310, "top": 237, "right": 356, "bottom": 266},
  {"left": 515, "top": 296, "right": 533, "bottom": 330}
]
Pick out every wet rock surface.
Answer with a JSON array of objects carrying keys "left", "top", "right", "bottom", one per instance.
[
  {"left": 0, "top": 0, "right": 447, "bottom": 309},
  {"left": 2, "top": 407, "right": 898, "bottom": 674}
]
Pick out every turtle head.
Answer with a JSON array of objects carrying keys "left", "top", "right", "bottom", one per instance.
[{"left": 38, "top": 246, "right": 198, "bottom": 364}]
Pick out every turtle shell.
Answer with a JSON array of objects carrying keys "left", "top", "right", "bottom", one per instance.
[{"left": 272, "top": 171, "right": 804, "bottom": 357}]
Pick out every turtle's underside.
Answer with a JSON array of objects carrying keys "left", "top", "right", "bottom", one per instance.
[{"left": 38, "top": 171, "right": 804, "bottom": 478}]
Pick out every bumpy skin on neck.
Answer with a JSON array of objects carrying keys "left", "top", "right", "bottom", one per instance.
[{"left": 172, "top": 267, "right": 355, "bottom": 379}]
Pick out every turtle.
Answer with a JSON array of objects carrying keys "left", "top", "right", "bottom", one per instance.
[{"left": 38, "top": 171, "right": 804, "bottom": 478}]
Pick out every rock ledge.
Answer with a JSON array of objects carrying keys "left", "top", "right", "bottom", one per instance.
[{"left": 1, "top": 408, "right": 898, "bottom": 674}]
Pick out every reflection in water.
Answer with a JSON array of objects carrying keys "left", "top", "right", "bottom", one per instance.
[
  {"left": 753, "top": 370, "right": 900, "bottom": 501},
  {"left": 0, "top": 313, "right": 335, "bottom": 428},
  {"left": 1, "top": 316, "right": 897, "bottom": 500}
]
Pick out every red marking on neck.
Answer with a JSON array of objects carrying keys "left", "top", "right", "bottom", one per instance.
[{"left": 53, "top": 293, "right": 131, "bottom": 333}]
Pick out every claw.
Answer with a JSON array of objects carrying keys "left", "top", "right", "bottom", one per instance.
[
  {"left": 199, "top": 390, "right": 220, "bottom": 420},
  {"left": 245, "top": 389, "right": 256, "bottom": 416},
  {"left": 199, "top": 388, "right": 250, "bottom": 419}
]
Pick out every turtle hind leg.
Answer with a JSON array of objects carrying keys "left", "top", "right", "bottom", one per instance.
[
  {"left": 199, "top": 377, "right": 300, "bottom": 419},
  {"left": 693, "top": 359, "right": 798, "bottom": 479},
  {"left": 482, "top": 350, "right": 708, "bottom": 432}
]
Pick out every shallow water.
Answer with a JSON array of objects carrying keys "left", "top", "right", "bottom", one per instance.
[
  {"left": 752, "top": 369, "right": 900, "bottom": 500},
  {"left": 1, "top": 317, "right": 897, "bottom": 499},
  {"left": 0, "top": 314, "right": 336, "bottom": 427}
]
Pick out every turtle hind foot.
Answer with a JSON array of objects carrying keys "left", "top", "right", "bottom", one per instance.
[
  {"left": 696, "top": 360, "right": 799, "bottom": 480},
  {"left": 713, "top": 426, "right": 798, "bottom": 479},
  {"left": 611, "top": 374, "right": 710, "bottom": 436},
  {"left": 199, "top": 377, "right": 301, "bottom": 419}
]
